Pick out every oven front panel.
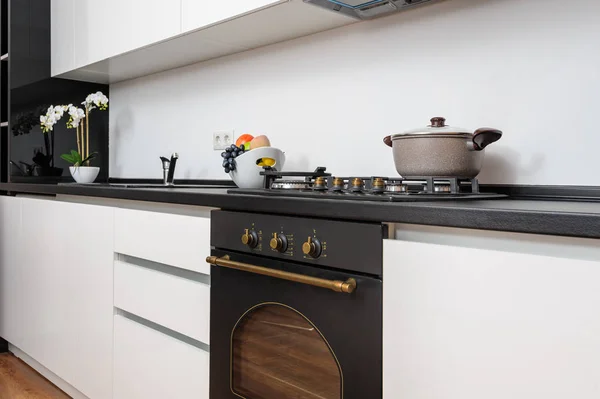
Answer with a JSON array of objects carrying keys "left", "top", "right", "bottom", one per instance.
[
  {"left": 210, "top": 250, "right": 382, "bottom": 399},
  {"left": 210, "top": 210, "right": 383, "bottom": 277}
]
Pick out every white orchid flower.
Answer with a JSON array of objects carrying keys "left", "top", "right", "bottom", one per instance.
[
  {"left": 83, "top": 91, "right": 108, "bottom": 111},
  {"left": 53, "top": 105, "right": 65, "bottom": 117},
  {"left": 66, "top": 105, "right": 86, "bottom": 128}
]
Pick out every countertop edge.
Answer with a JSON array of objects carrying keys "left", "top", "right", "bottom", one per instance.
[{"left": 2, "top": 182, "right": 600, "bottom": 240}]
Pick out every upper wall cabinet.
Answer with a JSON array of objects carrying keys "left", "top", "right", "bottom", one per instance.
[
  {"left": 51, "top": 0, "right": 74, "bottom": 76},
  {"left": 11, "top": 0, "right": 51, "bottom": 89},
  {"left": 52, "top": 0, "right": 181, "bottom": 76},
  {"left": 73, "top": 0, "right": 181, "bottom": 69},
  {"left": 52, "top": 0, "right": 355, "bottom": 84},
  {"left": 181, "top": 0, "right": 284, "bottom": 33}
]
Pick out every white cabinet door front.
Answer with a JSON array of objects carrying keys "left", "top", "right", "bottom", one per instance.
[
  {"left": 383, "top": 238, "right": 600, "bottom": 399},
  {"left": 72, "top": 0, "right": 111, "bottom": 68},
  {"left": 114, "top": 260, "right": 210, "bottom": 343},
  {"left": 50, "top": 0, "right": 75, "bottom": 75},
  {"left": 114, "top": 315, "right": 209, "bottom": 399},
  {"left": 20, "top": 198, "right": 114, "bottom": 399},
  {"left": 181, "top": 0, "right": 283, "bottom": 33},
  {"left": 112, "top": 0, "right": 181, "bottom": 60},
  {"left": 72, "top": 0, "right": 181, "bottom": 69},
  {"left": 114, "top": 207, "right": 211, "bottom": 275},
  {"left": 0, "top": 196, "right": 23, "bottom": 346}
]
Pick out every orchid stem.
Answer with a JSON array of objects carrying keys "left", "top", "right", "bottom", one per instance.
[
  {"left": 85, "top": 108, "right": 90, "bottom": 165},
  {"left": 76, "top": 124, "right": 81, "bottom": 157}
]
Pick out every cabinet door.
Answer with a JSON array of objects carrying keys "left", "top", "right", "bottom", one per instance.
[
  {"left": 383, "top": 238, "right": 600, "bottom": 399},
  {"left": 0, "top": 196, "right": 22, "bottom": 346},
  {"left": 51, "top": 0, "right": 75, "bottom": 76},
  {"left": 72, "top": 0, "right": 109, "bottom": 68},
  {"left": 181, "top": 0, "right": 283, "bottom": 33},
  {"left": 114, "top": 315, "right": 209, "bottom": 399},
  {"left": 114, "top": 207, "right": 211, "bottom": 275},
  {"left": 20, "top": 198, "right": 114, "bottom": 399},
  {"left": 11, "top": 0, "right": 51, "bottom": 87},
  {"left": 124, "top": 0, "right": 181, "bottom": 52},
  {"left": 74, "top": 0, "right": 181, "bottom": 69}
]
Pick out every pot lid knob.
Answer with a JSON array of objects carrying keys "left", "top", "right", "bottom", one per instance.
[{"left": 430, "top": 117, "right": 446, "bottom": 127}]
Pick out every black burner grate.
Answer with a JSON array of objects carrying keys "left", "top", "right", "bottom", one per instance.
[{"left": 230, "top": 167, "right": 506, "bottom": 201}]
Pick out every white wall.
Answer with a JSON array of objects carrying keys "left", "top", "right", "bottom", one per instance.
[{"left": 109, "top": 0, "right": 600, "bottom": 185}]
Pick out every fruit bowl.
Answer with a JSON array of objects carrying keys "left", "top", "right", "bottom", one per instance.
[{"left": 229, "top": 147, "right": 286, "bottom": 188}]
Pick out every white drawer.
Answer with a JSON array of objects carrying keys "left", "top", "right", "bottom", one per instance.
[
  {"left": 114, "top": 260, "right": 210, "bottom": 343},
  {"left": 114, "top": 315, "right": 209, "bottom": 399},
  {"left": 114, "top": 208, "right": 210, "bottom": 274}
]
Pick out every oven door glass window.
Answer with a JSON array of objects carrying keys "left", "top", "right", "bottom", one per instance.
[{"left": 231, "top": 303, "right": 342, "bottom": 399}]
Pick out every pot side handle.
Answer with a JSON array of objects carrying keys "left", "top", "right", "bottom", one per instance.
[
  {"left": 472, "top": 128, "right": 502, "bottom": 150},
  {"left": 383, "top": 135, "right": 393, "bottom": 147}
]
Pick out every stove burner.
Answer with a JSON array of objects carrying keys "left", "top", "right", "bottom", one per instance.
[
  {"left": 260, "top": 166, "right": 331, "bottom": 189},
  {"left": 372, "top": 177, "right": 385, "bottom": 194},
  {"left": 313, "top": 176, "right": 328, "bottom": 191},
  {"left": 235, "top": 168, "right": 505, "bottom": 201},
  {"left": 271, "top": 180, "right": 311, "bottom": 190},
  {"left": 351, "top": 178, "right": 365, "bottom": 193},
  {"left": 385, "top": 183, "right": 408, "bottom": 193},
  {"left": 433, "top": 183, "right": 451, "bottom": 193},
  {"left": 331, "top": 177, "right": 345, "bottom": 192}
]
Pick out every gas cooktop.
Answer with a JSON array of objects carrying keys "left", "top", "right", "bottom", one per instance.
[{"left": 228, "top": 167, "right": 506, "bottom": 202}]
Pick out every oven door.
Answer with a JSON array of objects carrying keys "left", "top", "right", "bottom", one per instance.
[{"left": 209, "top": 250, "right": 382, "bottom": 399}]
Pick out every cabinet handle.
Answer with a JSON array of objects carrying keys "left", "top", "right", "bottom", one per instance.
[{"left": 206, "top": 255, "right": 356, "bottom": 294}]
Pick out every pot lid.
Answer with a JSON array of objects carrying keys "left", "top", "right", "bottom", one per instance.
[{"left": 393, "top": 117, "right": 472, "bottom": 137}]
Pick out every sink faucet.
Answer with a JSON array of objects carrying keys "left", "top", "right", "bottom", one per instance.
[{"left": 160, "top": 153, "right": 179, "bottom": 186}]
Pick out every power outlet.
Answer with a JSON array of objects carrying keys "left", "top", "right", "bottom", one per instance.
[{"left": 213, "top": 131, "right": 235, "bottom": 150}]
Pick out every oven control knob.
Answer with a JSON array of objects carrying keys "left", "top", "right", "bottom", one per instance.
[
  {"left": 302, "top": 236, "right": 322, "bottom": 258},
  {"left": 269, "top": 233, "right": 288, "bottom": 253},
  {"left": 241, "top": 229, "right": 258, "bottom": 249}
]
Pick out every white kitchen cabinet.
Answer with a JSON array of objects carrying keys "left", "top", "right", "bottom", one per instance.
[
  {"left": 114, "top": 259, "right": 210, "bottom": 344},
  {"left": 50, "top": 0, "right": 75, "bottom": 76},
  {"left": 54, "top": 0, "right": 354, "bottom": 83},
  {"left": 0, "top": 196, "right": 23, "bottom": 347},
  {"left": 114, "top": 314, "right": 209, "bottom": 399},
  {"left": 181, "top": 0, "right": 285, "bottom": 33},
  {"left": 114, "top": 207, "right": 211, "bottom": 275},
  {"left": 102, "top": 0, "right": 181, "bottom": 62},
  {"left": 19, "top": 198, "right": 114, "bottom": 399},
  {"left": 72, "top": 0, "right": 111, "bottom": 69},
  {"left": 74, "top": 0, "right": 180, "bottom": 68},
  {"left": 383, "top": 233, "right": 600, "bottom": 399},
  {"left": 53, "top": 0, "right": 181, "bottom": 73}
]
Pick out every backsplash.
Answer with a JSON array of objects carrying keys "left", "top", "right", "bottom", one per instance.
[{"left": 109, "top": 0, "right": 600, "bottom": 185}]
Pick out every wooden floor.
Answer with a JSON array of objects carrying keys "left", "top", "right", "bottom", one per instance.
[{"left": 0, "top": 353, "right": 70, "bottom": 398}]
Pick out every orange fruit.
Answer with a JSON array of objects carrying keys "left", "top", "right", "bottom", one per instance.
[{"left": 236, "top": 134, "right": 254, "bottom": 147}]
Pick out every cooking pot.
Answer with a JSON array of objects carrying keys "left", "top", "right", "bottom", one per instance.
[{"left": 383, "top": 117, "right": 502, "bottom": 178}]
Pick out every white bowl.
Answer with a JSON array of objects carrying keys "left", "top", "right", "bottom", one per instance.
[
  {"left": 69, "top": 166, "right": 100, "bottom": 184},
  {"left": 229, "top": 147, "right": 285, "bottom": 188}
]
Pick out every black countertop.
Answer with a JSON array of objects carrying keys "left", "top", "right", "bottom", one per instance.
[{"left": 2, "top": 182, "right": 600, "bottom": 239}]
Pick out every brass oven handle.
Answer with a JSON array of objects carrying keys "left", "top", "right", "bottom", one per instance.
[{"left": 206, "top": 255, "right": 357, "bottom": 294}]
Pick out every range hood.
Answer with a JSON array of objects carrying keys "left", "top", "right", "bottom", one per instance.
[{"left": 304, "top": 0, "right": 436, "bottom": 19}]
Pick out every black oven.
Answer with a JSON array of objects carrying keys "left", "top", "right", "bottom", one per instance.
[{"left": 209, "top": 211, "right": 383, "bottom": 399}]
